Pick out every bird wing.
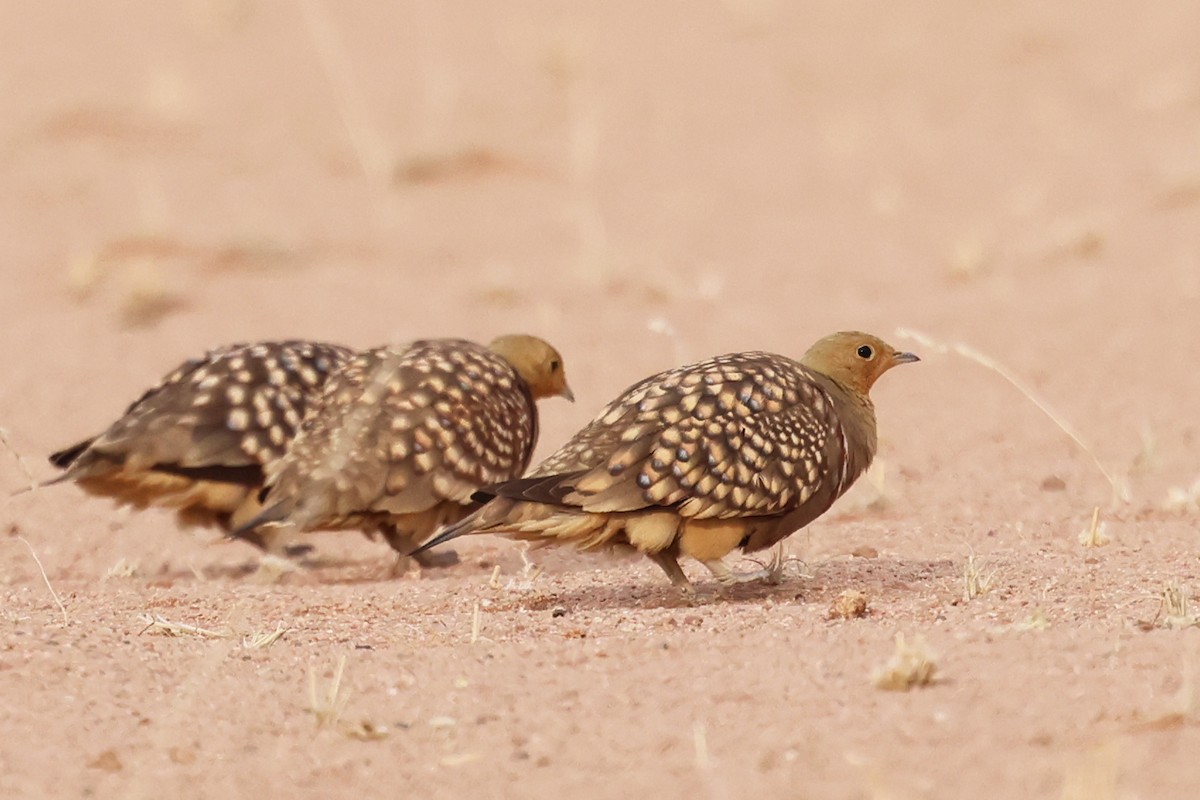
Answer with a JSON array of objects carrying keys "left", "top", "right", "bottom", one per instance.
[
  {"left": 263, "top": 340, "right": 538, "bottom": 522},
  {"left": 491, "top": 353, "right": 848, "bottom": 519},
  {"left": 53, "top": 341, "right": 353, "bottom": 480}
]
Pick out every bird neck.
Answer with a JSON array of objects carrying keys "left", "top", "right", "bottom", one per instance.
[
  {"left": 516, "top": 378, "right": 540, "bottom": 474},
  {"left": 818, "top": 374, "right": 878, "bottom": 483}
]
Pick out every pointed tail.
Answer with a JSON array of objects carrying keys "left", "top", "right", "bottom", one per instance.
[
  {"left": 232, "top": 498, "right": 292, "bottom": 537},
  {"left": 408, "top": 509, "right": 483, "bottom": 557}
]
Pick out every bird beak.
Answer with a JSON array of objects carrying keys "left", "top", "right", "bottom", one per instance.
[
  {"left": 559, "top": 384, "right": 576, "bottom": 402},
  {"left": 892, "top": 351, "right": 921, "bottom": 365}
]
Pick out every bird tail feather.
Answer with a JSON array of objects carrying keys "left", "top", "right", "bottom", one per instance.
[
  {"left": 407, "top": 510, "right": 482, "bottom": 556},
  {"left": 232, "top": 499, "right": 292, "bottom": 536}
]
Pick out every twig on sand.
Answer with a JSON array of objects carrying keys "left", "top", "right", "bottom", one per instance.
[
  {"left": 138, "top": 614, "right": 229, "bottom": 639},
  {"left": 895, "top": 328, "right": 1130, "bottom": 505},
  {"left": 0, "top": 427, "right": 36, "bottom": 492},
  {"left": 17, "top": 536, "right": 68, "bottom": 626},
  {"left": 308, "top": 655, "right": 350, "bottom": 728}
]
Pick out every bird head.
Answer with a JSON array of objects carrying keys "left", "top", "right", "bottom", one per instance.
[
  {"left": 800, "top": 331, "right": 919, "bottom": 396},
  {"left": 488, "top": 334, "right": 575, "bottom": 402}
]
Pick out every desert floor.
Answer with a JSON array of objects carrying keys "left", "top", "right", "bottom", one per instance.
[{"left": 2, "top": 3, "right": 1200, "bottom": 798}]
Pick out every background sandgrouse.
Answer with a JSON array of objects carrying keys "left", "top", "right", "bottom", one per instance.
[
  {"left": 243, "top": 335, "right": 573, "bottom": 568},
  {"left": 414, "top": 331, "right": 918, "bottom": 593},
  {"left": 48, "top": 340, "right": 354, "bottom": 555}
]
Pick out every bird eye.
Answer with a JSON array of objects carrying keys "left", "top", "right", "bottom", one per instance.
[
  {"left": 856, "top": 345, "right": 874, "bottom": 360},
  {"left": 550, "top": 359, "right": 560, "bottom": 372}
]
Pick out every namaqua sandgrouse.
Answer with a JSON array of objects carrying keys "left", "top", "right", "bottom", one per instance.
[
  {"left": 241, "top": 335, "right": 573, "bottom": 566},
  {"left": 413, "top": 331, "right": 918, "bottom": 593},
  {"left": 48, "top": 341, "right": 354, "bottom": 555}
]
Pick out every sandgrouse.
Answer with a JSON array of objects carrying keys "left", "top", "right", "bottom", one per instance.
[
  {"left": 413, "top": 331, "right": 918, "bottom": 593},
  {"left": 242, "top": 335, "right": 573, "bottom": 566},
  {"left": 48, "top": 340, "right": 354, "bottom": 555}
]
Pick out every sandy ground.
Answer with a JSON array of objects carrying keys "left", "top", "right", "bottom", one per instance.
[{"left": 2, "top": 2, "right": 1200, "bottom": 798}]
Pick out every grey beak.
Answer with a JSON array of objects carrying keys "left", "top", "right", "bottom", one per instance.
[
  {"left": 560, "top": 384, "right": 576, "bottom": 402},
  {"left": 893, "top": 352, "right": 921, "bottom": 364}
]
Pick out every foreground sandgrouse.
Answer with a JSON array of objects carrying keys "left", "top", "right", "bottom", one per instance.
[
  {"left": 47, "top": 341, "right": 354, "bottom": 554},
  {"left": 242, "top": 335, "right": 573, "bottom": 565},
  {"left": 413, "top": 331, "right": 918, "bottom": 593}
]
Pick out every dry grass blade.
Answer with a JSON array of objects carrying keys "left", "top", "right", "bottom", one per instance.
[
  {"left": 0, "top": 427, "right": 36, "bottom": 491},
  {"left": 1078, "top": 506, "right": 1110, "bottom": 548},
  {"left": 962, "top": 554, "right": 996, "bottom": 602},
  {"left": 138, "top": 614, "right": 230, "bottom": 639},
  {"left": 692, "top": 721, "right": 711, "bottom": 769},
  {"left": 1155, "top": 582, "right": 1200, "bottom": 629},
  {"left": 17, "top": 536, "right": 68, "bottom": 626},
  {"left": 308, "top": 655, "right": 350, "bottom": 729},
  {"left": 243, "top": 624, "right": 289, "bottom": 649},
  {"left": 895, "top": 328, "right": 1130, "bottom": 505},
  {"left": 470, "top": 601, "right": 482, "bottom": 644},
  {"left": 103, "top": 558, "right": 139, "bottom": 580},
  {"left": 492, "top": 547, "right": 545, "bottom": 593},
  {"left": 518, "top": 546, "right": 545, "bottom": 585},
  {"left": 872, "top": 633, "right": 938, "bottom": 691},
  {"left": 298, "top": 0, "right": 387, "bottom": 179}
]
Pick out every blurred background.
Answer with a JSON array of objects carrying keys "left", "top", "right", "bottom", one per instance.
[
  {"left": 1, "top": 1, "right": 1198, "bottom": 547},
  {"left": 4, "top": 7, "right": 1200, "bottom": 796}
]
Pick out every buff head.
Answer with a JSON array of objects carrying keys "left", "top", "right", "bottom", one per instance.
[
  {"left": 488, "top": 335, "right": 574, "bottom": 402},
  {"left": 800, "top": 331, "right": 919, "bottom": 396}
]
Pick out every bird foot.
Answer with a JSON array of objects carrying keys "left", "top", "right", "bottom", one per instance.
[
  {"left": 703, "top": 548, "right": 787, "bottom": 588},
  {"left": 233, "top": 525, "right": 313, "bottom": 561},
  {"left": 744, "top": 545, "right": 788, "bottom": 585}
]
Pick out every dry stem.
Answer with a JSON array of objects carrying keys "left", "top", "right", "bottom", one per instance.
[
  {"left": 872, "top": 633, "right": 938, "bottom": 691},
  {"left": 17, "top": 536, "right": 68, "bottom": 626},
  {"left": 308, "top": 655, "right": 350, "bottom": 728},
  {"left": 895, "top": 328, "right": 1130, "bottom": 505}
]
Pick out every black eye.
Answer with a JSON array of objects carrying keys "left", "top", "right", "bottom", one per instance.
[
  {"left": 856, "top": 345, "right": 874, "bottom": 360},
  {"left": 550, "top": 359, "right": 560, "bottom": 372}
]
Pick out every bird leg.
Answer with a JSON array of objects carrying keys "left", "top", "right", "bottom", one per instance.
[
  {"left": 230, "top": 524, "right": 314, "bottom": 561},
  {"left": 702, "top": 546, "right": 786, "bottom": 588},
  {"left": 647, "top": 551, "right": 696, "bottom": 596},
  {"left": 388, "top": 554, "right": 412, "bottom": 578}
]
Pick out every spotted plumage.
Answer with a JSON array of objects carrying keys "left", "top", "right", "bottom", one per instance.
[
  {"left": 414, "top": 331, "right": 918, "bottom": 593},
  {"left": 244, "top": 335, "right": 572, "bottom": 564},
  {"left": 48, "top": 341, "right": 354, "bottom": 553}
]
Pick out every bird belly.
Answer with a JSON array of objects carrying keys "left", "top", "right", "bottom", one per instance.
[
  {"left": 76, "top": 470, "right": 255, "bottom": 531},
  {"left": 623, "top": 512, "right": 680, "bottom": 554},
  {"left": 677, "top": 518, "right": 746, "bottom": 562}
]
